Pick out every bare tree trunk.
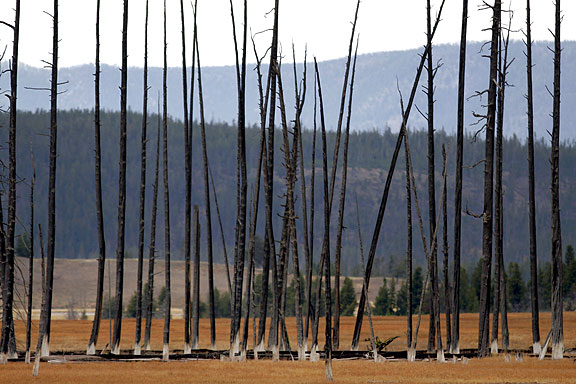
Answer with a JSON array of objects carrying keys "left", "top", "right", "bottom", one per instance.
[
  {"left": 194, "top": 24, "right": 216, "bottom": 350},
  {"left": 314, "top": 59, "right": 333, "bottom": 382},
  {"left": 477, "top": 0, "right": 500, "bottom": 358},
  {"left": 87, "top": 0, "right": 106, "bottom": 356},
  {"left": 144, "top": 100, "right": 161, "bottom": 351},
  {"left": 1, "top": 0, "right": 20, "bottom": 361},
  {"left": 525, "top": 0, "right": 540, "bottom": 356},
  {"left": 550, "top": 0, "right": 563, "bottom": 361},
  {"left": 111, "top": 0, "right": 129, "bottom": 356},
  {"left": 25, "top": 148, "right": 35, "bottom": 364},
  {"left": 228, "top": 0, "right": 248, "bottom": 357},
  {"left": 451, "top": 0, "right": 468, "bottom": 355},
  {"left": 405, "top": 130, "right": 414, "bottom": 360},
  {"left": 351, "top": 0, "right": 446, "bottom": 350},
  {"left": 161, "top": 0, "right": 172, "bottom": 361},
  {"left": 37, "top": 0, "right": 59, "bottom": 358},
  {"left": 442, "top": 145, "right": 451, "bottom": 353},
  {"left": 192, "top": 205, "right": 200, "bottom": 350},
  {"left": 134, "top": 0, "right": 149, "bottom": 356},
  {"left": 425, "top": 0, "right": 438, "bottom": 354}
]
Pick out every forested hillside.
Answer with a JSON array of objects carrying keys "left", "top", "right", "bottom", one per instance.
[{"left": 2, "top": 110, "right": 575, "bottom": 277}]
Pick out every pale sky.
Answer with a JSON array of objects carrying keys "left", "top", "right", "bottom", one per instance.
[{"left": 0, "top": 0, "right": 575, "bottom": 68}]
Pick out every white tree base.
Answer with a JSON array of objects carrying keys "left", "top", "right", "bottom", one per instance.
[
  {"left": 297, "top": 346, "right": 306, "bottom": 361},
  {"left": 25, "top": 350, "right": 31, "bottom": 364},
  {"left": 32, "top": 354, "right": 40, "bottom": 376},
  {"left": 162, "top": 344, "right": 169, "bottom": 361},
  {"left": 490, "top": 339, "right": 499, "bottom": 355},
  {"left": 325, "top": 359, "right": 333, "bottom": 382},
  {"left": 272, "top": 345, "right": 279, "bottom": 362},
  {"left": 437, "top": 349, "right": 445, "bottom": 362},
  {"left": 184, "top": 343, "right": 191, "bottom": 355},
  {"left": 551, "top": 342, "right": 563, "bottom": 360},
  {"left": 111, "top": 342, "right": 120, "bottom": 355},
  {"left": 40, "top": 335, "right": 50, "bottom": 357},
  {"left": 134, "top": 343, "right": 141, "bottom": 356},
  {"left": 407, "top": 348, "right": 416, "bottom": 362},
  {"left": 309, "top": 344, "right": 319, "bottom": 362},
  {"left": 532, "top": 342, "right": 541, "bottom": 355},
  {"left": 87, "top": 342, "right": 96, "bottom": 355}
]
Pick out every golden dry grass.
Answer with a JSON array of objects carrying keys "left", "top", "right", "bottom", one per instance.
[{"left": 4, "top": 312, "right": 576, "bottom": 383}]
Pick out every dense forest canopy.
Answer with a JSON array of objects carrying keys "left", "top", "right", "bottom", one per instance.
[{"left": 2, "top": 109, "right": 574, "bottom": 278}]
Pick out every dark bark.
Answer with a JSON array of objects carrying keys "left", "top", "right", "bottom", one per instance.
[
  {"left": 192, "top": 205, "right": 200, "bottom": 349},
  {"left": 405, "top": 131, "right": 413, "bottom": 353},
  {"left": 111, "top": 0, "right": 129, "bottom": 356},
  {"left": 451, "top": 0, "right": 468, "bottom": 355},
  {"left": 144, "top": 101, "right": 161, "bottom": 351},
  {"left": 161, "top": 0, "right": 172, "bottom": 360},
  {"left": 550, "top": 0, "right": 563, "bottom": 360},
  {"left": 229, "top": 0, "right": 248, "bottom": 354},
  {"left": 88, "top": 0, "right": 106, "bottom": 356},
  {"left": 194, "top": 28, "right": 216, "bottom": 349},
  {"left": 134, "top": 0, "right": 149, "bottom": 355},
  {"left": 425, "top": 0, "right": 438, "bottom": 353},
  {"left": 351, "top": 0, "right": 446, "bottom": 350},
  {"left": 442, "top": 145, "right": 451, "bottom": 351},
  {"left": 314, "top": 59, "right": 333, "bottom": 381},
  {"left": 525, "top": 0, "right": 540, "bottom": 354},
  {"left": 25, "top": 148, "right": 35, "bottom": 363},
  {"left": 37, "top": 0, "right": 59, "bottom": 357},
  {"left": 477, "top": 0, "right": 500, "bottom": 358},
  {"left": 1, "top": 0, "right": 19, "bottom": 359}
]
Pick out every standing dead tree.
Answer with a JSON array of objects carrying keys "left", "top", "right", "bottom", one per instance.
[
  {"left": 36, "top": 0, "right": 60, "bottom": 359},
  {"left": 194, "top": 12, "right": 216, "bottom": 349},
  {"left": 161, "top": 0, "right": 172, "bottom": 361},
  {"left": 525, "top": 0, "right": 541, "bottom": 355},
  {"left": 550, "top": 0, "right": 563, "bottom": 361},
  {"left": 143, "top": 99, "right": 161, "bottom": 351},
  {"left": 1, "top": 0, "right": 20, "bottom": 361},
  {"left": 451, "top": 0, "right": 468, "bottom": 355},
  {"left": 405, "top": 128, "right": 413, "bottom": 359},
  {"left": 192, "top": 205, "right": 200, "bottom": 349},
  {"left": 87, "top": 0, "right": 106, "bottom": 356},
  {"left": 111, "top": 0, "right": 129, "bottom": 356},
  {"left": 228, "top": 0, "right": 248, "bottom": 357},
  {"left": 442, "top": 144, "right": 451, "bottom": 352},
  {"left": 351, "top": 0, "right": 447, "bottom": 351},
  {"left": 477, "top": 0, "right": 501, "bottom": 358},
  {"left": 134, "top": 0, "right": 150, "bottom": 356},
  {"left": 25, "top": 145, "right": 35, "bottom": 364},
  {"left": 178, "top": 0, "right": 191, "bottom": 355}
]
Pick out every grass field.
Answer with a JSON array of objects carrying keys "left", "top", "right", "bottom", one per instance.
[{"left": 4, "top": 312, "right": 576, "bottom": 383}]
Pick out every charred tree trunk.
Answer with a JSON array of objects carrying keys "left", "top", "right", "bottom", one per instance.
[
  {"left": 144, "top": 100, "right": 161, "bottom": 351},
  {"left": 451, "top": 0, "right": 468, "bottom": 355},
  {"left": 442, "top": 145, "right": 451, "bottom": 352},
  {"left": 134, "top": 0, "right": 149, "bottom": 356},
  {"left": 477, "top": 0, "right": 500, "bottom": 358},
  {"left": 194, "top": 26, "right": 216, "bottom": 350},
  {"left": 37, "top": 0, "right": 59, "bottom": 358},
  {"left": 87, "top": 0, "right": 107, "bottom": 356},
  {"left": 550, "top": 0, "right": 563, "bottom": 360},
  {"left": 192, "top": 205, "right": 200, "bottom": 349},
  {"left": 1, "top": 0, "right": 20, "bottom": 360},
  {"left": 178, "top": 0, "right": 191, "bottom": 355},
  {"left": 161, "top": 0, "right": 172, "bottom": 361},
  {"left": 425, "top": 0, "right": 438, "bottom": 354},
  {"left": 405, "top": 130, "right": 413, "bottom": 358},
  {"left": 25, "top": 149, "right": 35, "bottom": 364},
  {"left": 315, "top": 59, "right": 333, "bottom": 381},
  {"left": 111, "top": 0, "right": 129, "bottom": 356},
  {"left": 525, "top": 0, "right": 540, "bottom": 355},
  {"left": 351, "top": 0, "right": 446, "bottom": 350}
]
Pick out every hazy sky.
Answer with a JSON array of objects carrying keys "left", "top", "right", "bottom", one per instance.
[{"left": 0, "top": 0, "right": 575, "bottom": 68}]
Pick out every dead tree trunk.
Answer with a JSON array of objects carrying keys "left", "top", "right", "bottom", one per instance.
[
  {"left": 550, "top": 0, "right": 563, "bottom": 361},
  {"left": 315, "top": 59, "right": 333, "bottom": 381},
  {"left": 477, "top": 0, "right": 500, "bottom": 358},
  {"left": 37, "top": 0, "right": 59, "bottom": 358},
  {"left": 1, "top": 0, "right": 20, "bottom": 360},
  {"left": 134, "top": 0, "right": 149, "bottom": 356},
  {"left": 161, "top": 0, "right": 172, "bottom": 361},
  {"left": 351, "top": 0, "right": 447, "bottom": 350},
  {"left": 451, "top": 0, "right": 468, "bottom": 356},
  {"left": 442, "top": 145, "right": 451, "bottom": 352},
  {"left": 405, "top": 129, "right": 413, "bottom": 358},
  {"left": 192, "top": 205, "right": 200, "bottom": 349},
  {"left": 194, "top": 26, "right": 216, "bottom": 350},
  {"left": 143, "top": 100, "right": 161, "bottom": 351},
  {"left": 425, "top": 0, "right": 438, "bottom": 353},
  {"left": 111, "top": 0, "right": 129, "bottom": 356},
  {"left": 87, "top": 0, "right": 107, "bottom": 356},
  {"left": 25, "top": 147, "right": 35, "bottom": 364},
  {"left": 525, "top": 0, "right": 540, "bottom": 355}
]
